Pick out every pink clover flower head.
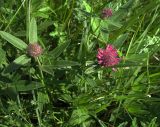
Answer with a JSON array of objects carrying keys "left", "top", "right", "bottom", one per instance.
[
  {"left": 27, "top": 43, "right": 43, "bottom": 57},
  {"left": 97, "top": 44, "right": 120, "bottom": 67},
  {"left": 101, "top": 8, "right": 113, "bottom": 19}
]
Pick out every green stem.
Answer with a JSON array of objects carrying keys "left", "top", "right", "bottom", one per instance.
[
  {"left": 37, "top": 58, "right": 45, "bottom": 86},
  {"left": 36, "top": 57, "right": 53, "bottom": 105},
  {"left": 32, "top": 90, "right": 42, "bottom": 127},
  {"left": 146, "top": 52, "right": 150, "bottom": 95}
]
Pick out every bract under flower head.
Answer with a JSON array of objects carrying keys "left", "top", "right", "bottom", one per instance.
[
  {"left": 97, "top": 44, "right": 120, "bottom": 67},
  {"left": 27, "top": 43, "right": 43, "bottom": 57}
]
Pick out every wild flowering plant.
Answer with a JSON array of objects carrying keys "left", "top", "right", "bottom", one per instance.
[{"left": 97, "top": 44, "right": 120, "bottom": 67}]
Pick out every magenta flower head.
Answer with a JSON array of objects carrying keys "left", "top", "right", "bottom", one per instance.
[
  {"left": 97, "top": 44, "right": 120, "bottom": 67},
  {"left": 27, "top": 43, "right": 43, "bottom": 57},
  {"left": 101, "top": 8, "right": 113, "bottom": 19}
]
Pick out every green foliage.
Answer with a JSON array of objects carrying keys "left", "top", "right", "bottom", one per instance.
[
  {"left": 69, "top": 108, "right": 90, "bottom": 126},
  {"left": 0, "top": 46, "right": 6, "bottom": 68},
  {"left": 45, "top": 41, "right": 70, "bottom": 59},
  {"left": 4, "top": 55, "right": 30, "bottom": 73},
  {"left": 29, "top": 17, "right": 38, "bottom": 43},
  {"left": 0, "top": 31, "right": 27, "bottom": 50},
  {"left": 0, "top": 0, "right": 160, "bottom": 126}
]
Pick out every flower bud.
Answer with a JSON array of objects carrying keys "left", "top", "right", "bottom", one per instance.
[
  {"left": 101, "top": 8, "right": 113, "bottom": 19},
  {"left": 27, "top": 43, "right": 43, "bottom": 57}
]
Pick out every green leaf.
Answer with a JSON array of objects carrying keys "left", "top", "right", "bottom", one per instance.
[
  {"left": 43, "top": 60, "right": 80, "bottom": 68},
  {"left": 41, "top": 60, "right": 80, "bottom": 75},
  {"left": 118, "top": 122, "right": 128, "bottom": 127},
  {"left": 33, "top": 12, "right": 49, "bottom": 19},
  {"left": 97, "top": 120, "right": 108, "bottom": 127},
  {"left": 113, "top": 33, "right": 128, "bottom": 47},
  {"left": 93, "top": 116, "right": 108, "bottom": 127},
  {"left": 126, "top": 102, "right": 149, "bottom": 115},
  {"left": 82, "top": 1, "right": 91, "bottom": 12},
  {"left": 13, "top": 80, "right": 43, "bottom": 91},
  {"left": 37, "top": 92, "right": 49, "bottom": 115},
  {"left": 121, "top": 0, "right": 134, "bottom": 9},
  {"left": 131, "top": 118, "right": 138, "bottom": 127},
  {"left": 69, "top": 108, "right": 90, "bottom": 126},
  {"left": 44, "top": 42, "right": 70, "bottom": 60},
  {"left": 29, "top": 17, "right": 37, "bottom": 43},
  {"left": 126, "top": 53, "right": 148, "bottom": 62},
  {"left": 0, "top": 31, "right": 27, "bottom": 50},
  {"left": 52, "top": 42, "right": 70, "bottom": 58},
  {"left": 0, "top": 86, "right": 17, "bottom": 100},
  {"left": 4, "top": 55, "right": 31, "bottom": 73},
  {"left": 95, "top": 103, "right": 110, "bottom": 113},
  {"left": 148, "top": 117, "right": 158, "bottom": 127},
  {"left": 0, "top": 47, "right": 6, "bottom": 67},
  {"left": 38, "top": 20, "right": 53, "bottom": 32},
  {"left": 1, "top": 80, "right": 44, "bottom": 92},
  {"left": 113, "top": 0, "right": 134, "bottom": 20},
  {"left": 91, "top": 17, "right": 101, "bottom": 36},
  {"left": 106, "top": 19, "right": 122, "bottom": 29}
]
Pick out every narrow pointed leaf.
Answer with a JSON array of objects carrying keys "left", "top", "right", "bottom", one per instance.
[
  {"left": 4, "top": 55, "right": 30, "bottom": 73},
  {"left": 0, "top": 31, "right": 27, "bottom": 50},
  {"left": 13, "top": 80, "right": 43, "bottom": 91},
  {"left": 29, "top": 17, "right": 37, "bottom": 43},
  {"left": 43, "top": 60, "right": 80, "bottom": 68},
  {"left": 44, "top": 42, "right": 70, "bottom": 60},
  {"left": 41, "top": 60, "right": 80, "bottom": 75},
  {"left": 113, "top": 33, "right": 128, "bottom": 47}
]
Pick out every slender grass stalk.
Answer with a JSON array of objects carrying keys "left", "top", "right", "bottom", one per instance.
[
  {"left": 17, "top": 95, "right": 31, "bottom": 125},
  {"left": 36, "top": 57, "right": 45, "bottom": 87},
  {"left": 135, "top": 8, "right": 159, "bottom": 52},
  {"left": 126, "top": 14, "right": 145, "bottom": 57},
  {"left": 63, "top": 0, "right": 75, "bottom": 31},
  {"left": 36, "top": 57, "right": 53, "bottom": 105},
  {"left": 146, "top": 52, "right": 151, "bottom": 95},
  {"left": 4, "top": 0, "right": 26, "bottom": 31},
  {"left": 32, "top": 90, "right": 42, "bottom": 127},
  {"left": 113, "top": 101, "right": 122, "bottom": 126}
]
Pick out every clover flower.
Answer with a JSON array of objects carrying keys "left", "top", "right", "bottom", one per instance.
[
  {"left": 101, "top": 8, "right": 113, "bottom": 19},
  {"left": 97, "top": 44, "right": 120, "bottom": 67},
  {"left": 27, "top": 43, "right": 43, "bottom": 57}
]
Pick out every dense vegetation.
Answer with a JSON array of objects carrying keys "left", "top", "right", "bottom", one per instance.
[{"left": 0, "top": 0, "right": 160, "bottom": 126}]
